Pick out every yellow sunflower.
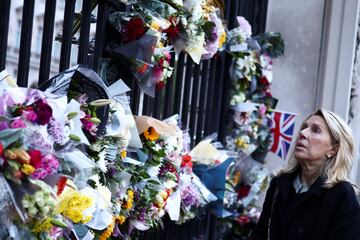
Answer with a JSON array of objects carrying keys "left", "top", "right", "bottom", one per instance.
[{"left": 143, "top": 127, "right": 159, "bottom": 141}]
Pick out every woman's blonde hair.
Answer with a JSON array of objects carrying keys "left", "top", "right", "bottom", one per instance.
[{"left": 278, "top": 108, "right": 357, "bottom": 190}]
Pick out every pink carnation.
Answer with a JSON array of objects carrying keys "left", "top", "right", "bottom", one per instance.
[
  {"left": 152, "top": 65, "right": 163, "bottom": 84},
  {"left": 258, "top": 104, "right": 267, "bottom": 116},
  {"left": 22, "top": 110, "right": 37, "bottom": 122},
  {"left": 10, "top": 118, "right": 26, "bottom": 129},
  {"left": 32, "top": 154, "right": 59, "bottom": 179}
]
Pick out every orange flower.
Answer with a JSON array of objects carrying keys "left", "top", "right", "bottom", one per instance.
[
  {"left": 136, "top": 63, "right": 149, "bottom": 74},
  {"left": 99, "top": 217, "right": 115, "bottom": 240},
  {"left": 143, "top": 127, "right": 159, "bottom": 141}
]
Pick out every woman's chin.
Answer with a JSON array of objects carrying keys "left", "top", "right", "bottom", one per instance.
[{"left": 294, "top": 151, "right": 307, "bottom": 160}]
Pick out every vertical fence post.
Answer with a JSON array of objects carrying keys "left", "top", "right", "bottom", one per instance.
[
  {"left": 173, "top": 52, "right": 185, "bottom": 116},
  {"left": 93, "top": 0, "right": 108, "bottom": 71},
  {"left": 163, "top": 52, "right": 176, "bottom": 118},
  {"left": 181, "top": 57, "right": 194, "bottom": 127},
  {"left": 195, "top": 60, "right": 210, "bottom": 144},
  {"left": 77, "top": 0, "right": 92, "bottom": 65},
  {"left": 204, "top": 58, "right": 217, "bottom": 136},
  {"left": 189, "top": 63, "right": 201, "bottom": 147},
  {"left": 0, "top": 0, "right": 11, "bottom": 71},
  {"left": 38, "top": 0, "right": 57, "bottom": 86},
  {"left": 59, "top": 0, "right": 76, "bottom": 72},
  {"left": 17, "top": 0, "right": 35, "bottom": 87}
]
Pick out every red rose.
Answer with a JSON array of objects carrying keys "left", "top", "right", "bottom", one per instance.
[
  {"left": 158, "top": 58, "right": 164, "bottom": 69},
  {"left": 181, "top": 154, "right": 193, "bottom": 168},
  {"left": 56, "top": 176, "right": 68, "bottom": 196},
  {"left": 122, "top": 17, "right": 146, "bottom": 43},
  {"left": 164, "top": 25, "right": 180, "bottom": 39},
  {"left": 0, "top": 143, "right": 3, "bottom": 156},
  {"left": 29, "top": 149, "right": 42, "bottom": 168},
  {"left": 33, "top": 99, "right": 52, "bottom": 125},
  {"left": 259, "top": 76, "right": 269, "bottom": 85},
  {"left": 236, "top": 215, "right": 250, "bottom": 226},
  {"left": 237, "top": 184, "right": 251, "bottom": 199},
  {"left": 156, "top": 81, "right": 165, "bottom": 90},
  {"left": 265, "top": 89, "right": 272, "bottom": 97}
]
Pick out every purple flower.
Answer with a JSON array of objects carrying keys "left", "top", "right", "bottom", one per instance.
[
  {"left": 32, "top": 154, "right": 59, "bottom": 179},
  {"left": 181, "top": 186, "right": 200, "bottom": 208},
  {"left": 0, "top": 122, "right": 9, "bottom": 131},
  {"left": 202, "top": 13, "right": 222, "bottom": 60},
  {"left": 237, "top": 16, "right": 252, "bottom": 37},
  {"left": 27, "top": 89, "right": 42, "bottom": 102},
  {"left": 27, "top": 130, "right": 52, "bottom": 151},
  {"left": 76, "top": 94, "right": 89, "bottom": 105},
  {"left": 48, "top": 118, "right": 65, "bottom": 144}
]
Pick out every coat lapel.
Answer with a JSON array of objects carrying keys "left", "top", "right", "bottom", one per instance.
[{"left": 292, "top": 176, "right": 325, "bottom": 207}]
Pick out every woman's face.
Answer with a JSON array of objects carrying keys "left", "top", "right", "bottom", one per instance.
[{"left": 294, "top": 115, "right": 336, "bottom": 162}]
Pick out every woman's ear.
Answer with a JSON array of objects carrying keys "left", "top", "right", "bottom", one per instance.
[{"left": 328, "top": 143, "right": 339, "bottom": 157}]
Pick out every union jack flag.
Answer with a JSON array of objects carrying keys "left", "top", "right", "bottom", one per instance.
[{"left": 269, "top": 111, "right": 297, "bottom": 160}]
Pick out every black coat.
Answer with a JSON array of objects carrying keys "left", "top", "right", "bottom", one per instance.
[{"left": 250, "top": 170, "right": 360, "bottom": 240}]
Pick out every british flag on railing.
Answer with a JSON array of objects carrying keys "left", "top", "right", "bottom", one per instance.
[{"left": 269, "top": 111, "right": 297, "bottom": 160}]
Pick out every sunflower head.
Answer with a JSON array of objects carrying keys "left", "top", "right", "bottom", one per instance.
[{"left": 143, "top": 127, "right": 159, "bottom": 141}]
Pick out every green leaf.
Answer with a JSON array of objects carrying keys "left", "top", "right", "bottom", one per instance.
[
  {"left": 8, "top": 160, "right": 20, "bottom": 170},
  {"left": 50, "top": 218, "right": 67, "bottom": 228},
  {"left": 87, "top": 179, "right": 97, "bottom": 189},
  {"left": 202, "top": 21, "right": 216, "bottom": 37},
  {"left": 147, "top": 179, "right": 160, "bottom": 185}
]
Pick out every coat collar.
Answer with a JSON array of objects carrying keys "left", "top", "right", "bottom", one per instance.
[{"left": 276, "top": 169, "right": 326, "bottom": 203}]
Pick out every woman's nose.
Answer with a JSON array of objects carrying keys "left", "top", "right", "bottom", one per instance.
[{"left": 299, "top": 129, "right": 308, "bottom": 139}]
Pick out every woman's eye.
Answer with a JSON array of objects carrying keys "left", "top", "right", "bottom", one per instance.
[{"left": 312, "top": 127, "right": 321, "bottom": 134}]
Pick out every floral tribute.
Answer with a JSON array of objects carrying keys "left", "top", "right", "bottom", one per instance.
[
  {"left": 0, "top": 69, "right": 220, "bottom": 239},
  {"left": 220, "top": 16, "right": 285, "bottom": 239},
  {"left": 101, "top": 0, "right": 226, "bottom": 96},
  {"left": 0, "top": 2, "right": 286, "bottom": 240}
]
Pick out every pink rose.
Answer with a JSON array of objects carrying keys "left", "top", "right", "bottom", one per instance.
[
  {"left": 152, "top": 65, "right": 163, "bottom": 83},
  {"left": 10, "top": 118, "right": 26, "bottom": 128},
  {"left": 258, "top": 104, "right": 267, "bottom": 116}
]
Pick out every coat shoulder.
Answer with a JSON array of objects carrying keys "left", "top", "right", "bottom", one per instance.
[{"left": 329, "top": 181, "right": 359, "bottom": 207}]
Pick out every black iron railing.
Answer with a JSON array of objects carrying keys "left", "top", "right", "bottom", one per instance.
[{"left": 0, "top": 0, "right": 268, "bottom": 239}]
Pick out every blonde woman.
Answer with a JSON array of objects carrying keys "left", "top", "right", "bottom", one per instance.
[{"left": 251, "top": 109, "right": 360, "bottom": 240}]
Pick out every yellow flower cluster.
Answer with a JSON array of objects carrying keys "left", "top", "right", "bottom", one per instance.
[
  {"left": 120, "top": 150, "right": 127, "bottom": 159},
  {"left": 235, "top": 138, "right": 249, "bottom": 150},
  {"left": 155, "top": 190, "right": 168, "bottom": 208},
  {"left": 150, "top": 21, "right": 160, "bottom": 31},
  {"left": 31, "top": 218, "right": 52, "bottom": 233},
  {"left": 143, "top": 127, "right": 159, "bottom": 141},
  {"left": 21, "top": 164, "right": 35, "bottom": 175},
  {"left": 116, "top": 215, "right": 126, "bottom": 225},
  {"left": 218, "top": 32, "right": 226, "bottom": 48},
  {"left": 99, "top": 217, "right": 115, "bottom": 240},
  {"left": 56, "top": 190, "right": 93, "bottom": 223},
  {"left": 122, "top": 189, "right": 134, "bottom": 210}
]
